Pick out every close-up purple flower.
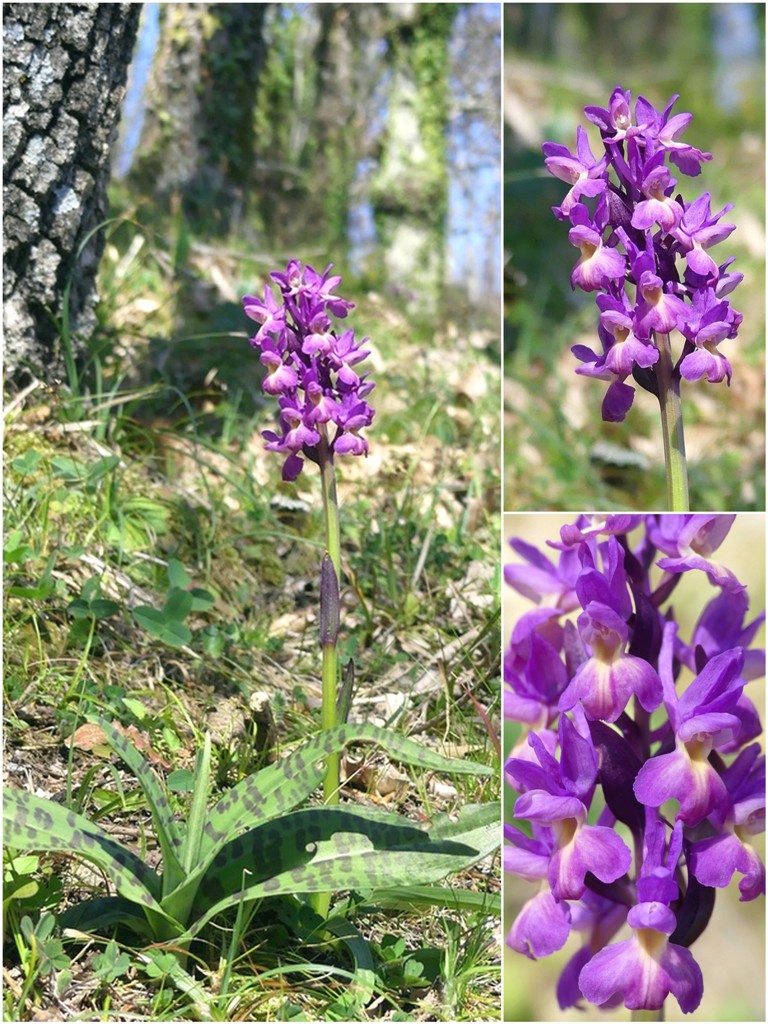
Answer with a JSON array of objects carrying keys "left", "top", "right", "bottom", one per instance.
[
  {"left": 243, "top": 260, "right": 375, "bottom": 481},
  {"left": 504, "top": 514, "right": 765, "bottom": 1020},
  {"left": 541, "top": 87, "right": 746, "bottom": 512}
]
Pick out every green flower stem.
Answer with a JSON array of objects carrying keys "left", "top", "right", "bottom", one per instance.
[
  {"left": 318, "top": 428, "right": 342, "bottom": 806},
  {"left": 632, "top": 1009, "right": 664, "bottom": 1022},
  {"left": 314, "top": 429, "right": 342, "bottom": 921},
  {"left": 321, "top": 638, "right": 340, "bottom": 799},
  {"left": 655, "top": 331, "right": 690, "bottom": 512}
]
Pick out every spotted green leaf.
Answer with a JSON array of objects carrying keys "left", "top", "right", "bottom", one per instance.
[
  {"left": 2, "top": 787, "right": 165, "bottom": 915},
  {"left": 201, "top": 722, "right": 493, "bottom": 858},
  {"left": 185, "top": 800, "right": 499, "bottom": 939}
]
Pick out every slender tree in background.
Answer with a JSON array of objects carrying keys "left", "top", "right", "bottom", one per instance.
[
  {"left": 370, "top": 3, "right": 457, "bottom": 315},
  {"left": 129, "top": 3, "right": 268, "bottom": 236},
  {"left": 3, "top": 3, "right": 140, "bottom": 382}
]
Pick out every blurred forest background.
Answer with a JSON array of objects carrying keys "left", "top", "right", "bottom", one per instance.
[
  {"left": 503, "top": 514, "right": 766, "bottom": 1023},
  {"left": 504, "top": 2, "right": 765, "bottom": 512},
  {"left": 112, "top": 0, "right": 501, "bottom": 391}
]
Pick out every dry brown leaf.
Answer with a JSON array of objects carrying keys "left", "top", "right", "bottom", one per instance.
[
  {"left": 70, "top": 722, "right": 110, "bottom": 753},
  {"left": 110, "top": 721, "right": 172, "bottom": 768}
]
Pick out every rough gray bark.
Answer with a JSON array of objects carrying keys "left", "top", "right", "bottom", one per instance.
[{"left": 3, "top": 3, "right": 140, "bottom": 383}]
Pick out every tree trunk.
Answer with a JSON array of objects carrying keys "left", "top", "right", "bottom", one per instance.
[
  {"left": 129, "top": 3, "right": 267, "bottom": 236},
  {"left": 3, "top": 3, "right": 141, "bottom": 384},
  {"left": 370, "top": 3, "right": 457, "bottom": 316},
  {"left": 306, "top": 4, "right": 385, "bottom": 256}
]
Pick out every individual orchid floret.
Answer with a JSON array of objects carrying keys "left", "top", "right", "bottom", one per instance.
[
  {"left": 677, "top": 287, "right": 737, "bottom": 383},
  {"left": 578, "top": 901, "right": 703, "bottom": 1013},
  {"left": 633, "top": 270, "right": 689, "bottom": 337},
  {"left": 578, "top": 816, "right": 703, "bottom": 1014},
  {"left": 673, "top": 193, "right": 736, "bottom": 281},
  {"left": 555, "top": 890, "right": 628, "bottom": 1010},
  {"left": 631, "top": 154, "right": 683, "bottom": 232},
  {"left": 503, "top": 796, "right": 575, "bottom": 961},
  {"left": 650, "top": 514, "right": 745, "bottom": 592},
  {"left": 689, "top": 587, "right": 766, "bottom": 680},
  {"left": 558, "top": 599, "right": 662, "bottom": 723},
  {"left": 558, "top": 514, "right": 642, "bottom": 548},
  {"left": 504, "top": 608, "right": 568, "bottom": 730},
  {"left": 504, "top": 822, "right": 573, "bottom": 959},
  {"left": 507, "top": 717, "right": 632, "bottom": 900},
  {"left": 572, "top": 288, "right": 660, "bottom": 422},
  {"left": 504, "top": 536, "right": 582, "bottom": 609},
  {"left": 543, "top": 125, "right": 608, "bottom": 219},
  {"left": 635, "top": 92, "right": 712, "bottom": 175},
  {"left": 567, "top": 199, "right": 626, "bottom": 292},
  {"left": 243, "top": 284, "right": 286, "bottom": 341},
  {"left": 584, "top": 86, "right": 637, "bottom": 142},
  {"left": 688, "top": 742, "right": 766, "bottom": 901},
  {"left": 633, "top": 623, "right": 745, "bottom": 827},
  {"left": 259, "top": 337, "right": 299, "bottom": 395}
]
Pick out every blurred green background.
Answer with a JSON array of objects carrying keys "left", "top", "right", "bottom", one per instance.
[
  {"left": 503, "top": 3, "right": 765, "bottom": 511},
  {"left": 502, "top": 513, "right": 766, "bottom": 1022}
]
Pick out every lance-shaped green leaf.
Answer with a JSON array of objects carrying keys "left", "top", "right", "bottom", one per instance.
[
  {"left": 347, "top": 883, "right": 501, "bottom": 916},
  {"left": 163, "top": 796, "right": 410, "bottom": 922},
  {"left": 3, "top": 787, "right": 164, "bottom": 913},
  {"left": 58, "top": 895, "right": 157, "bottom": 940},
  {"left": 99, "top": 721, "right": 185, "bottom": 893},
  {"left": 201, "top": 723, "right": 493, "bottom": 857},
  {"left": 184, "top": 801, "right": 499, "bottom": 939}
]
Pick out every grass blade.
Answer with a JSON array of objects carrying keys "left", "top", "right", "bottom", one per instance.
[{"left": 100, "top": 720, "right": 185, "bottom": 892}]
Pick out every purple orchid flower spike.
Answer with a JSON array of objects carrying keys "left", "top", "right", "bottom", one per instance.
[
  {"left": 243, "top": 260, "right": 374, "bottom": 479},
  {"left": 542, "top": 87, "right": 742, "bottom": 506}
]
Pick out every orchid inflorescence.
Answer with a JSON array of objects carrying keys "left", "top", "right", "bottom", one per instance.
[
  {"left": 543, "top": 87, "right": 742, "bottom": 423},
  {"left": 504, "top": 514, "right": 765, "bottom": 1015},
  {"left": 243, "top": 260, "right": 375, "bottom": 480}
]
